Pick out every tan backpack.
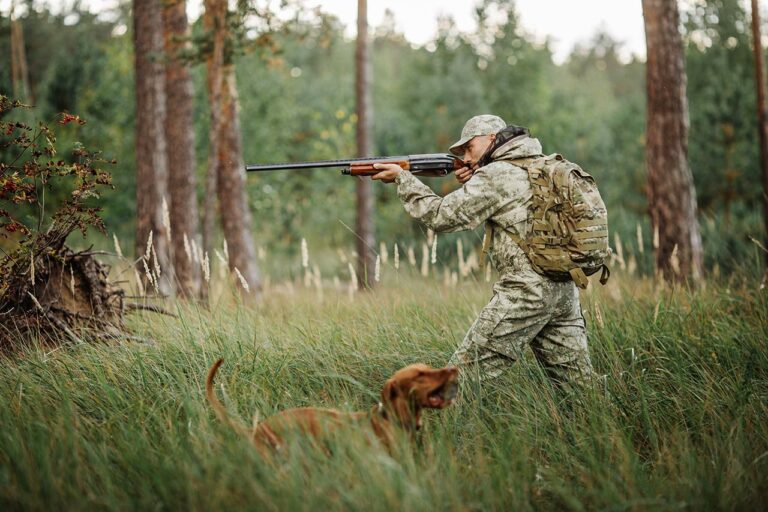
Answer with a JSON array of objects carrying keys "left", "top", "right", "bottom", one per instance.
[{"left": 484, "top": 153, "right": 611, "bottom": 288}]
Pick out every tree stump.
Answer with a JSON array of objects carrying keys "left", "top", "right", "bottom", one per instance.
[{"left": 0, "top": 228, "right": 128, "bottom": 350}]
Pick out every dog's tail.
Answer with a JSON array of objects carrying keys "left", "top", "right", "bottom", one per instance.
[{"left": 205, "top": 358, "right": 252, "bottom": 438}]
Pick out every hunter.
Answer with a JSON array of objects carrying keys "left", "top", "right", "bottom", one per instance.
[{"left": 371, "top": 114, "right": 594, "bottom": 385}]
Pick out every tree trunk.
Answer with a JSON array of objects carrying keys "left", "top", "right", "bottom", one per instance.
[
  {"left": 134, "top": 0, "right": 172, "bottom": 295},
  {"left": 202, "top": 0, "right": 222, "bottom": 273},
  {"left": 204, "top": 0, "right": 260, "bottom": 295},
  {"left": 355, "top": 0, "right": 376, "bottom": 289},
  {"left": 163, "top": 0, "right": 201, "bottom": 298},
  {"left": 9, "top": 0, "right": 32, "bottom": 103},
  {"left": 751, "top": 0, "right": 768, "bottom": 264},
  {"left": 642, "top": 0, "right": 703, "bottom": 282}
]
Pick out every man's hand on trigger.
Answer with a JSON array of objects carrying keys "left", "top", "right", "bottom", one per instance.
[
  {"left": 455, "top": 163, "right": 475, "bottom": 185},
  {"left": 371, "top": 163, "right": 402, "bottom": 184}
]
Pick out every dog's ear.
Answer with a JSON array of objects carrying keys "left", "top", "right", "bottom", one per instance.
[
  {"left": 381, "top": 378, "right": 399, "bottom": 403},
  {"left": 381, "top": 373, "right": 420, "bottom": 431}
]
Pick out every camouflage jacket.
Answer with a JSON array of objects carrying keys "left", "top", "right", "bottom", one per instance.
[{"left": 395, "top": 136, "right": 545, "bottom": 284}]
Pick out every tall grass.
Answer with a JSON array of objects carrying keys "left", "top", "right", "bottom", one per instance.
[{"left": 1, "top": 274, "right": 766, "bottom": 510}]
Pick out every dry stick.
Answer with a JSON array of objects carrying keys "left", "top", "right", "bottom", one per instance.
[
  {"left": 74, "top": 250, "right": 122, "bottom": 258},
  {"left": 48, "top": 306, "right": 113, "bottom": 326},
  {"left": 749, "top": 236, "right": 768, "bottom": 289},
  {"left": 48, "top": 307, "right": 126, "bottom": 341},
  {"left": 93, "top": 332, "right": 156, "bottom": 345},
  {"left": 749, "top": 235, "right": 768, "bottom": 254},
  {"left": 125, "top": 303, "right": 178, "bottom": 318},
  {"left": 26, "top": 291, "right": 82, "bottom": 345}
]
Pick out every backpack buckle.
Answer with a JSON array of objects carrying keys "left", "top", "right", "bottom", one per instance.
[{"left": 569, "top": 267, "right": 589, "bottom": 289}]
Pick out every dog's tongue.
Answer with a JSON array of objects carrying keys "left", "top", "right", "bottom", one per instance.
[{"left": 429, "top": 395, "right": 444, "bottom": 407}]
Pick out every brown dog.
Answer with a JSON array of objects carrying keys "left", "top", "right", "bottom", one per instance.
[{"left": 205, "top": 359, "right": 459, "bottom": 453}]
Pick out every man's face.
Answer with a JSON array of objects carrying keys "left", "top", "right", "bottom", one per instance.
[{"left": 461, "top": 134, "right": 496, "bottom": 168}]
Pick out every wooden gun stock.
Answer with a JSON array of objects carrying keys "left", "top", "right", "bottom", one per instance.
[{"left": 346, "top": 158, "right": 410, "bottom": 176}]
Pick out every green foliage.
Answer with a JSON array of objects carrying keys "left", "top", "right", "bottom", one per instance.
[
  {"left": 0, "top": 97, "right": 113, "bottom": 241},
  {"left": 684, "top": 0, "right": 762, "bottom": 212},
  {"left": 0, "top": 276, "right": 765, "bottom": 509},
  {"left": 0, "top": 96, "right": 116, "bottom": 322},
  {"left": 1, "top": 0, "right": 763, "bottom": 275}
]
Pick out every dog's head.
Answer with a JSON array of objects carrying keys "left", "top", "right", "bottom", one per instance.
[{"left": 380, "top": 364, "right": 459, "bottom": 430}]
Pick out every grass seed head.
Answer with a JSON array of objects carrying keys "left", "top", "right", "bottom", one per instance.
[
  {"left": 113, "top": 233, "right": 124, "bottom": 259},
  {"left": 379, "top": 241, "right": 388, "bottom": 264},
  {"left": 670, "top": 244, "right": 680, "bottom": 275},
  {"left": 234, "top": 267, "right": 250, "bottom": 293},
  {"left": 144, "top": 230, "right": 153, "bottom": 262},
  {"left": 301, "top": 238, "right": 309, "bottom": 268},
  {"left": 347, "top": 262, "right": 358, "bottom": 292},
  {"left": 183, "top": 233, "right": 191, "bottom": 262},
  {"left": 133, "top": 268, "right": 145, "bottom": 296},
  {"left": 202, "top": 252, "right": 210, "bottom": 283},
  {"left": 162, "top": 197, "right": 171, "bottom": 239},
  {"left": 393, "top": 243, "right": 400, "bottom": 270}
]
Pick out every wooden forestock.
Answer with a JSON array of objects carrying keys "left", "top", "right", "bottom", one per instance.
[{"left": 348, "top": 158, "right": 410, "bottom": 176}]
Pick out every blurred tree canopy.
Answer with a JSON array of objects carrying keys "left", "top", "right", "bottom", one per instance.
[{"left": 0, "top": 0, "right": 764, "bottom": 277}]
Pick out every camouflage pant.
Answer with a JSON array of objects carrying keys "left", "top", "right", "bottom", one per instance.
[{"left": 449, "top": 277, "right": 593, "bottom": 384}]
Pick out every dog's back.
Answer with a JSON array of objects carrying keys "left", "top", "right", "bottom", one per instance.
[{"left": 205, "top": 359, "right": 458, "bottom": 454}]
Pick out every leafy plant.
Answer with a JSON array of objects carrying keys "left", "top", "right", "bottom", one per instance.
[{"left": 0, "top": 96, "right": 124, "bottom": 350}]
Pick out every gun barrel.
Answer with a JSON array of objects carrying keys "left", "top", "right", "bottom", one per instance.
[
  {"left": 245, "top": 153, "right": 462, "bottom": 176},
  {"left": 246, "top": 155, "right": 409, "bottom": 172}
]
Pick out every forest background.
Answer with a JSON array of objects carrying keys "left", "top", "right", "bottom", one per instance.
[
  {"left": 2, "top": 1, "right": 768, "bottom": 509},
  {"left": 1, "top": 0, "right": 765, "bottom": 282}
]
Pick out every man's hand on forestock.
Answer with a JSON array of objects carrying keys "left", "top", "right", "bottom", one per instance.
[{"left": 371, "top": 163, "right": 402, "bottom": 184}]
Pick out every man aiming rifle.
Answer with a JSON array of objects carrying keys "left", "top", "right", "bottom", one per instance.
[{"left": 371, "top": 114, "right": 606, "bottom": 385}]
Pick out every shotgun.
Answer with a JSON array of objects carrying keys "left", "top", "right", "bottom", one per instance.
[{"left": 245, "top": 153, "right": 464, "bottom": 178}]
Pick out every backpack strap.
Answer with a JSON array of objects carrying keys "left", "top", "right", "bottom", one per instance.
[
  {"left": 480, "top": 222, "right": 493, "bottom": 270},
  {"left": 507, "top": 155, "right": 544, "bottom": 170},
  {"left": 599, "top": 264, "right": 610, "bottom": 285},
  {"left": 479, "top": 157, "right": 542, "bottom": 271},
  {"left": 569, "top": 268, "right": 589, "bottom": 289},
  {"left": 493, "top": 224, "right": 546, "bottom": 275}
]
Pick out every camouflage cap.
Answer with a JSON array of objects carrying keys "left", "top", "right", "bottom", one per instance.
[{"left": 449, "top": 114, "right": 507, "bottom": 156}]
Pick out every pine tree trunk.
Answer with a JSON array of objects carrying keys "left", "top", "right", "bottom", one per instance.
[
  {"left": 642, "top": 0, "right": 703, "bottom": 282},
  {"left": 204, "top": 0, "right": 260, "bottom": 295},
  {"left": 163, "top": 0, "right": 201, "bottom": 298},
  {"left": 9, "top": 1, "right": 32, "bottom": 103},
  {"left": 355, "top": 0, "right": 376, "bottom": 289},
  {"left": 217, "top": 65, "right": 260, "bottom": 293},
  {"left": 202, "top": 0, "right": 222, "bottom": 274},
  {"left": 134, "top": 0, "right": 172, "bottom": 295},
  {"left": 751, "top": 0, "right": 768, "bottom": 263}
]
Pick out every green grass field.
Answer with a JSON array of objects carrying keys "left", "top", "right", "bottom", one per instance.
[{"left": 1, "top": 272, "right": 767, "bottom": 511}]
